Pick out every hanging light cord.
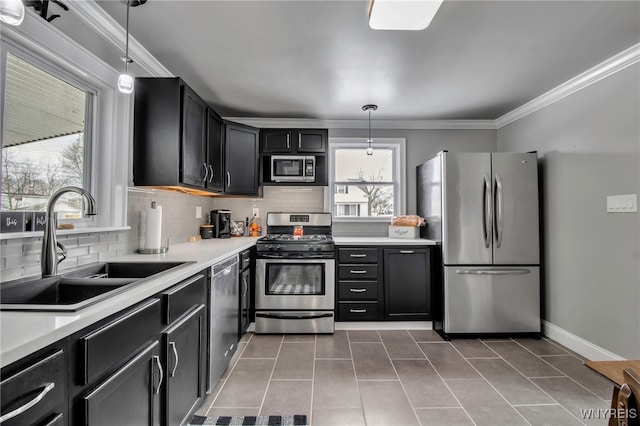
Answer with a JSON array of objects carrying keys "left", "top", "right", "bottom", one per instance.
[
  {"left": 368, "top": 108, "right": 372, "bottom": 148},
  {"left": 124, "top": 0, "right": 131, "bottom": 71}
]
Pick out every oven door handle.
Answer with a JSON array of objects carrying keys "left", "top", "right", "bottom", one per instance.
[
  {"left": 255, "top": 313, "right": 333, "bottom": 320},
  {"left": 257, "top": 253, "right": 334, "bottom": 259}
]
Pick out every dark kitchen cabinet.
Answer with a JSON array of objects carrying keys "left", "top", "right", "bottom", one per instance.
[
  {"left": 181, "top": 85, "right": 208, "bottom": 188},
  {"left": 82, "top": 341, "right": 162, "bottom": 426},
  {"left": 261, "top": 129, "right": 327, "bottom": 154},
  {"left": 384, "top": 248, "right": 431, "bottom": 320},
  {"left": 224, "top": 121, "right": 260, "bottom": 195},
  {"left": 207, "top": 109, "right": 224, "bottom": 192},
  {"left": 238, "top": 249, "right": 252, "bottom": 339},
  {"left": 163, "top": 305, "right": 206, "bottom": 426},
  {"left": 336, "top": 247, "right": 383, "bottom": 321}
]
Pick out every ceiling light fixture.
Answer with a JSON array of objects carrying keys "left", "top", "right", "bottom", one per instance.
[
  {"left": 362, "top": 104, "right": 377, "bottom": 156},
  {"left": 368, "top": 0, "right": 443, "bottom": 31},
  {"left": 0, "top": 0, "right": 25, "bottom": 26},
  {"left": 117, "top": 0, "right": 146, "bottom": 94}
]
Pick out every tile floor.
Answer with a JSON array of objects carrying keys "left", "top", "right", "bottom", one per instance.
[{"left": 195, "top": 330, "right": 614, "bottom": 426}]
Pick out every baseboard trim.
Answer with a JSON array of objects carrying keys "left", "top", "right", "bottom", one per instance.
[
  {"left": 542, "top": 320, "right": 624, "bottom": 361},
  {"left": 246, "top": 321, "right": 432, "bottom": 332}
]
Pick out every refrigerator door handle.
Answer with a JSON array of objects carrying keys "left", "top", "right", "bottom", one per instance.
[
  {"left": 483, "top": 175, "right": 492, "bottom": 248},
  {"left": 494, "top": 174, "right": 504, "bottom": 248},
  {"left": 455, "top": 268, "right": 530, "bottom": 275}
]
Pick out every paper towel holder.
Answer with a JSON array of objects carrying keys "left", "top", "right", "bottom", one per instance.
[{"left": 137, "top": 237, "right": 170, "bottom": 254}]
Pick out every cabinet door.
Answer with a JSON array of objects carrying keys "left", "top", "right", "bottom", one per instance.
[
  {"left": 261, "top": 129, "right": 293, "bottom": 153},
  {"left": 224, "top": 122, "right": 259, "bottom": 195},
  {"left": 294, "top": 129, "right": 327, "bottom": 153},
  {"left": 384, "top": 249, "right": 431, "bottom": 320},
  {"left": 239, "top": 268, "right": 251, "bottom": 338},
  {"left": 181, "top": 85, "right": 208, "bottom": 188},
  {"left": 163, "top": 305, "right": 205, "bottom": 426},
  {"left": 207, "top": 109, "right": 224, "bottom": 192},
  {"left": 83, "top": 341, "right": 162, "bottom": 426}
]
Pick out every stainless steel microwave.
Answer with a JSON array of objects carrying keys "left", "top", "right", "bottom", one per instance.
[{"left": 271, "top": 155, "right": 316, "bottom": 182}]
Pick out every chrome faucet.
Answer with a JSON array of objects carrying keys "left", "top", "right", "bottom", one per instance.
[{"left": 41, "top": 186, "right": 97, "bottom": 277}]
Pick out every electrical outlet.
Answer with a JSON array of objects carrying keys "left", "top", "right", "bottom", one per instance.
[
  {"left": 606, "top": 194, "right": 637, "bottom": 213},
  {"left": 252, "top": 207, "right": 260, "bottom": 218},
  {"left": 196, "top": 206, "right": 202, "bottom": 219}
]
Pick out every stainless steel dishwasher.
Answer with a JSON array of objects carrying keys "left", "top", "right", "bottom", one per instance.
[{"left": 207, "top": 254, "right": 239, "bottom": 392}]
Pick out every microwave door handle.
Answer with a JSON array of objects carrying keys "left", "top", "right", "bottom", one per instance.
[
  {"left": 298, "top": 134, "right": 302, "bottom": 149},
  {"left": 286, "top": 134, "right": 290, "bottom": 149}
]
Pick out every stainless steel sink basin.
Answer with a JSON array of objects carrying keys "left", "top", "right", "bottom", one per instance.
[{"left": 0, "top": 261, "right": 192, "bottom": 312}]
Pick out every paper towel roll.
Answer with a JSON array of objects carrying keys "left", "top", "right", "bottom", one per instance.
[{"left": 145, "top": 202, "right": 162, "bottom": 249}]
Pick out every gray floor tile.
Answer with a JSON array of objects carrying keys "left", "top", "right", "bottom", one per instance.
[
  {"left": 312, "top": 408, "right": 366, "bottom": 426},
  {"left": 515, "top": 404, "right": 584, "bottom": 426},
  {"left": 469, "top": 358, "right": 555, "bottom": 405},
  {"left": 241, "top": 334, "right": 283, "bottom": 358},
  {"left": 446, "top": 379, "right": 528, "bottom": 426},
  {"left": 540, "top": 355, "right": 613, "bottom": 400},
  {"left": 272, "top": 342, "right": 315, "bottom": 380},
  {"left": 515, "top": 337, "right": 571, "bottom": 356},
  {"left": 283, "top": 334, "right": 316, "bottom": 342},
  {"left": 205, "top": 407, "right": 260, "bottom": 418},
  {"left": 313, "top": 359, "right": 361, "bottom": 408},
  {"left": 213, "top": 358, "right": 275, "bottom": 407},
  {"left": 347, "top": 330, "right": 381, "bottom": 342},
  {"left": 316, "top": 330, "right": 351, "bottom": 359},
  {"left": 484, "top": 341, "right": 564, "bottom": 377},
  {"left": 414, "top": 408, "right": 474, "bottom": 426},
  {"left": 393, "top": 359, "right": 459, "bottom": 408},
  {"left": 260, "top": 380, "right": 312, "bottom": 416},
  {"left": 450, "top": 339, "right": 499, "bottom": 358},
  {"left": 378, "top": 330, "right": 425, "bottom": 359},
  {"left": 359, "top": 381, "right": 420, "bottom": 426},
  {"left": 531, "top": 377, "right": 610, "bottom": 424},
  {"left": 418, "top": 342, "right": 481, "bottom": 379},
  {"left": 351, "top": 342, "right": 398, "bottom": 380},
  {"left": 221, "top": 342, "right": 247, "bottom": 379},
  {"left": 409, "top": 330, "right": 444, "bottom": 342}
]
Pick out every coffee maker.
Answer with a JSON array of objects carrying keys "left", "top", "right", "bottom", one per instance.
[{"left": 210, "top": 210, "right": 231, "bottom": 238}]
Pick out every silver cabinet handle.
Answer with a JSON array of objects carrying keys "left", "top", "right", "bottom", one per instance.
[
  {"left": 350, "top": 309, "right": 367, "bottom": 313},
  {"left": 286, "top": 134, "right": 290, "bottom": 149},
  {"left": 400, "top": 250, "right": 414, "bottom": 254},
  {"left": 349, "top": 254, "right": 367, "bottom": 258},
  {"left": 208, "top": 165, "right": 214, "bottom": 183},
  {"left": 226, "top": 171, "right": 231, "bottom": 188},
  {"left": 0, "top": 382, "right": 55, "bottom": 423},
  {"left": 298, "top": 134, "right": 302, "bottom": 149},
  {"left": 203, "top": 163, "right": 209, "bottom": 182},
  {"left": 455, "top": 268, "right": 530, "bottom": 275},
  {"left": 152, "top": 355, "right": 163, "bottom": 394},
  {"left": 494, "top": 174, "right": 503, "bottom": 248},
  {"left": 242, "top": 276, "right": 248, "bottom": 297},
  {"left": 349, "top": 288, "right": 367, "bottom": 293},
  {"left": 349, "top": 270, "right": 367, "bottom": 274},
  {"left": 169, "top": 342, "right": 179, "bottom": 377},
  {"left": 483, "top": 175, "right": 492, "bottom": 248}
]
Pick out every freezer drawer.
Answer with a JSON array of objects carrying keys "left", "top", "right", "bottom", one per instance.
[{"left": 444, "top": 266, "right": 540, "bottom": 334}]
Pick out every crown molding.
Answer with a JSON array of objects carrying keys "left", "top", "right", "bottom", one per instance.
[
  {"left": 222, "top": 117, "right": 497, "bottom": 130},
  {"left": 496, "top": 43, "right": 640, "bottom": 129},
  {"left": 67, "top": 0, "right": 172, "bottom": 78}
]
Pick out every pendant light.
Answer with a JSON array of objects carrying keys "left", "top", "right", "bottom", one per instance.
[
  {"left": 0, "top": 0, "right": 25, "bottom": 26},
  {"left": 117, "top": 0, "right": 141, "bottom": 94},
  {"left": 368, "top": 0, "right": 443, "bottom": 31},
  {"left": 362, "top": 104, "right": 377, "bottom": 156}
]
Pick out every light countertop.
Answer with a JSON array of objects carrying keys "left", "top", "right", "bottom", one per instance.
[{"left": 333, "top": 237, "right": 436, "bottom": 245}]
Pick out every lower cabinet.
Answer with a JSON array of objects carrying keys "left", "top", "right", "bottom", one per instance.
[
  {"left": 162, "top": 305, "right": 206, "bottom": 426},
  {"left": 82, "top": 340, "right": 162, "bottom": 426},
  {"left": 384, "top": 248, "right": 431, "bottom": 320}
]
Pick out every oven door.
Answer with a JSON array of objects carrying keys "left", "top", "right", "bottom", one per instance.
[{"left": 256, "top": 258, "right": 335, "bottom": 310}]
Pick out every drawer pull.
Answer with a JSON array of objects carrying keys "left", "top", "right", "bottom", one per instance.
[
  {"left": 349, "top": 288, "right": 367, "bottom": 293},
  {"left": 349, "top": 270, "right": 367, "bottom": 274},
  {"left": 349, "top": 309, "right": 367, "bottom": 313},
  {"left": 0, "top": 382, "right": 55, "bottom": 423},
  {"left": 169, "top": 342, "right": 179, "bottom": 377},
  {"left": 152, "top": 356, "right": 163, "bottom": 394},
  {"left": 349, "top": 254, "right": 367, "bottom": 258},
  {"left": 400, "top": 250, "right": 414, "bottom": 254}
]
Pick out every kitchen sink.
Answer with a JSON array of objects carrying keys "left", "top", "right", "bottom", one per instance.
[{"left": 0, "top": 261, "right": 193, "bottom": 312}]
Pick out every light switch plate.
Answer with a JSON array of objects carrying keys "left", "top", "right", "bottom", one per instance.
[
  {"left": 196, "top": 206, "right": 203, "bottom": 219},
  {"left": 606, "top": 194, "right": 637, "bottom": 213},
  {"left": 252, "top": 207, "right": 260, "bottom": 218}
]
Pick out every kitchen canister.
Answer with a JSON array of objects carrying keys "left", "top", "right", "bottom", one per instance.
[{"left": 200, "top": 224, "right": 214, "bottom": 239}]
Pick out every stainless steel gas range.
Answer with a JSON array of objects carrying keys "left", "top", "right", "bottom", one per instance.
[{"left": 255, "top": 212, "right": 335, "bottom": 334}]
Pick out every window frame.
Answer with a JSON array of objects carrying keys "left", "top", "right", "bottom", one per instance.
[{"left": 327, "top": 138, "right": 406, "bottom": 222}]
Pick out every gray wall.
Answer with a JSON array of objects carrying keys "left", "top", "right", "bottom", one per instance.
[{"left": 497, "top": 64, "right": 640, "bottom": 359}]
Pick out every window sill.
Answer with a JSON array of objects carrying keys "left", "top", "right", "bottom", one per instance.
[
  {"left": 332, "top": 217, "right": 392, "bottom": 223},
  {"left": 0, "top": 226, "right": 131, "bottom": 241}
]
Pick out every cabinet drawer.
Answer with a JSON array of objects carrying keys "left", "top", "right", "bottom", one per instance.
[
  {"left": 1, "top": 349, "right": 66, "bottom": 426},
  {"left": 160, "top": 274, "right": 205, "bottom": 325},
  {"left": 338, "top": 265, "right": 377, "bottom": 280},
  {"left": 338, "top": 248, "right": 377, "bottom": 263},
  {"left": 79, "top": 299, "right": 161, "bottom": 386},
  {"left": 338, "top": 281, "right": 378, "bottom": 300},
  {"left": 338, "top": 302, "right": 379, "bottom": 321},
  {"left": 240, "top": 250, "right": 251, "bottom": 271}
]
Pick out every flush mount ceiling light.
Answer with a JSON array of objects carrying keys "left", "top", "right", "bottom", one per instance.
[
  {"left": 0, "top": 0, "right": 25, "bottom": 26},
  {"left": 368, "top": 0, "right": 443, "bottom": 31},
  {"left": 117, "top": 0, "right": 146, "bottom": 94},
  {"left": 362, "top": 104, "right": 377, "bottom": 156}
]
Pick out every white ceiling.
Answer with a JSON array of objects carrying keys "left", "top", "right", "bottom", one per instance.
[{"left": 95, "top": 0, "right": 640, "bottom": 120}]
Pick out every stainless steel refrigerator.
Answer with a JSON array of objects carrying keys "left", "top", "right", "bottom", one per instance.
[{"left": 417, "top": 151, "right": 541, "bottom": 337}]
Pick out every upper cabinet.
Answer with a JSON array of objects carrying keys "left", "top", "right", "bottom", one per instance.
[
  {"left": 207, "top": 109, "right": 224, "bottom": 192},
  {"left": 261, "top": 129, "right": 327, "bottom": 154},
  {"left": 224, "top": 121, "right": 260, "bottom": 195}
]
